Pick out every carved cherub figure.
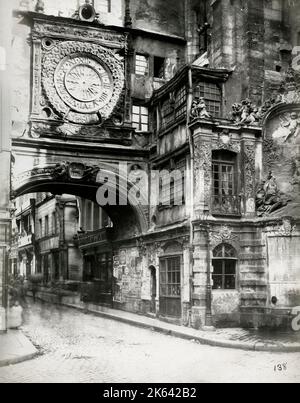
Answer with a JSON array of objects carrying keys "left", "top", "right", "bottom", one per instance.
[{"left": 197, "top": 97, "right": 211, "bottom": 119}]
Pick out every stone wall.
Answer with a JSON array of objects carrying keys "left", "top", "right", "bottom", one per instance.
[
  {"left": 131, "top": 0, "right": 185, "bottom": 37},
  {"left": 112, "top": 245, "right": 143, "bottom": 312},
  {"left": 267, "top": 233, "right": 300, "bottom": 307}
]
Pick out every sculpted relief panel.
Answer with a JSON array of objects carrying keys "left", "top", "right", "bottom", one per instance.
[{"left": 263, "top": 105, "right": 300, "bottom": 211}]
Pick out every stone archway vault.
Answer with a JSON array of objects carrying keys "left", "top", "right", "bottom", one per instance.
[{"left": 11, "top": 143, "right": 150, "bottom": 237}]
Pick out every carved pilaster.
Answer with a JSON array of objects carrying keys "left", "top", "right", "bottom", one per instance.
[
  {"left": 194, "top": 142, "right": 212, "bottom": 213},
  {"left": 31, "top": 37, "right": 42, "bottom": 118},
  {"left": 242, "top": 142, "right": 256, "bottom": 215}
]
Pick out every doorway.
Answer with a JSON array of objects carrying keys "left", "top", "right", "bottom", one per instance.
[{"left": 159, "top": 256, "right": 182, "bottom": 318}]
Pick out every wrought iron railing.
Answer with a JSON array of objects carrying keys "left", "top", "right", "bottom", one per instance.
[{"left": 212, "top": 195, "right": 241, "bottom": 216}]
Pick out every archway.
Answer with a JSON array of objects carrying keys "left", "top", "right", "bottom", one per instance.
[{"left": 11, "top": 163, "right": 149, "bottom": 239}]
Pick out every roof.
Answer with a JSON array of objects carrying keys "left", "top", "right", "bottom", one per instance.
[{"left": 151, "top": 65, "right": 232, "bottom": 104}]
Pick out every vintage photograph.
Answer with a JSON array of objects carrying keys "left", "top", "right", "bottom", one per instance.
[{"left": 0, "top": 0, "right": 299, "bottom": 385}]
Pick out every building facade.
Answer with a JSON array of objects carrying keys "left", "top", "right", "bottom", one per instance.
[{"left": 3, "top": 0, "right": 300, "bottom": 329}]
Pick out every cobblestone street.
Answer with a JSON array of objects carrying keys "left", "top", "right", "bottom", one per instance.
[{"left": 0, "top": 302, "right": 299, "bottom": 383}]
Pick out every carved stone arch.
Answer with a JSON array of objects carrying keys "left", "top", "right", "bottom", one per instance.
[
  {"left": 210, "top": 225, "right": 240, "bottom": 253},
  {"left": 161, "top": 240, "right": 184, "bottom": 255},
  {"left": 212, "top": 240, "right": 241, "bottom": 258},
  {"left": 11, "top": 162, "right": 149, "bottom": 236}
]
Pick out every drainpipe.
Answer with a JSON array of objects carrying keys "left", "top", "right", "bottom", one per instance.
[{"left": 186, "top": 66, "right": 194, "bottom": 326}]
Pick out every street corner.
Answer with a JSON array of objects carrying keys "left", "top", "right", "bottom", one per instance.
[{"left": 0, "top": 330, "right": 38, "bottom": 368}]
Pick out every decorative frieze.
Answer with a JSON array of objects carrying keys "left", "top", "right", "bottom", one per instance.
[
  {"left": 272, "top": 218, "right": 297, "bottom": 237},
  {"left": 32, "top": 20, "right": 127, "bottom": 49},
  {"left": 213, "top": 130, "right": 241, "bottom": 154},
  {"left": 210, "top": 225, "right": 239, "bottom": 248}
]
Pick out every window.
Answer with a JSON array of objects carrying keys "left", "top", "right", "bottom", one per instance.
[
  {"left": 212, "top": 150, "right": 239, "bottom": 215},
  {"left": 194, "top": 82, "right": 221, "bottom": 117},
  {"left": 160, "top": 87, "right": 187, "bottom": 131},
  {"left": 39, "top": 219, "right": 43, "bottom": 238},
  {"left": 132, "top": 105, "right": 149, "bottom": 132},
  {"left": 52, "top": 212, "right": 57, "bottom": 235},
  {"left": 154, "top": 56, "right": 165, "bottom": 79},
  {"left": 212, "top": 244, "right": 237, "bottom": 290},
  {"left": 45, "top": 216, "right": 49, "bottom": 237},
  {"left": 161, "top": 98, "right": 173, "bottom": 130},
  {"left": 175, "top": 86, "right": 187, "bottom": 120},
  {"left": 159, "top": 158, "right": 186, "bottom": 207},
  {"left": 135, "top": 54, "right": 149, "bottom": 76}
]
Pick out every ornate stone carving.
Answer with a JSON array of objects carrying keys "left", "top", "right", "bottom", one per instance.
[
  {"left": 32, "top": 21, "right": 127, "bottom": 49},
  {"left": 53, "top": 162, "right": 100, "bottom": 182},
  {"left": 210, "top": 226, "right": 239, "bottom": 247},
  {"left": 274, "top": 218, "right": 296, "bottom": 237},
  {"left": 280, "top": 67, "right": 300, "bottom": 103},
  {"left": 243, "top": 143, "right": 256, "bottom": 198},
  {"left": 14, "top": 162, "right": 101, "bottom": 191},
  {"left": 230, "top": 99, "right": 259, "bottom": 125},
  {"left": 291, "top": 158, "right": 300, "bottom": 186},
  {"left": 256, "top": 171, "right": 289, "bottom": 217},
  {"left": 194, "top": 142, "right": 212, "bottom": 206},
  {"left": 42, "top": 41, "right": 125, "bottom": 125},
  {"left": 190, "top": 97, "right": 211, "bottom": 120},
  {"left": 230, "top": 97, "right": 283, "bottom": 125},
  {"left": 213, "top": 130, "right": 241, "bottom": 153},
  {"left": 276, "top": 112, "right": 300, "bottom": 144},
  {"left": 29, "top": 121, "right": 131, "bottom": 140}
]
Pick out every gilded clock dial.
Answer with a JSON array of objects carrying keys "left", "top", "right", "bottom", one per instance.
[{"left": 54, "top": 55, "right": 113, "bottom": 114}]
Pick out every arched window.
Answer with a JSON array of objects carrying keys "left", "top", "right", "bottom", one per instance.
[{"left": 212, "top": 244, "right": 237, "bottom": 290}]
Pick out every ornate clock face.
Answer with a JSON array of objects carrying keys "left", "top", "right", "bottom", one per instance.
[
  {"left": 42, "top": 41, "right": 125, "bottom": 125},
  {"left": 55, "top": 55, "right": 113, "bottom": 114}
]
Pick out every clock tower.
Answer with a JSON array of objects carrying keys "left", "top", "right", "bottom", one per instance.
[{"left": 28, "top": 12, "right": 131, "bottom": 142}]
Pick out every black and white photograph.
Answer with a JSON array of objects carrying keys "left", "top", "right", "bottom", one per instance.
[{"left": 0, "top": 0, "right": 300, "bottom": 385}]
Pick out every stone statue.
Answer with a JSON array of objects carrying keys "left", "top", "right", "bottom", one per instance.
[
  {"left": 190, "top": 97, "right": 211, "bottom": 120},
  {"left": 35, "top": 0, "right": 45, "bottom": 13},
  {"left": 256, "top": 171, "right": 289, "bottom": 216},
  {"left": 230, "top": 99, "right": 260, "bottom": 125}
]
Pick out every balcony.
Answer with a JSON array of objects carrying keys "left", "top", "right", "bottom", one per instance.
[{"left": 18, "top": 233, "right": 33, "bottom": 249}]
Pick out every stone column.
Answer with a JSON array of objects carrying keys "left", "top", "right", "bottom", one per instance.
[
  {"left": 182, "top": 245, "right": 192, "bottom": 325},
  {"left": 0, "top": 2, "right": 13, "bottom": 332}
]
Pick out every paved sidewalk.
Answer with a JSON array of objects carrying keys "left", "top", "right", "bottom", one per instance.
[
  {"left": 62, "top": 300, "right": 300, "bottom": 353},
  {"left": 0, "top": 330, "right": 38, "bottom": 368}
]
